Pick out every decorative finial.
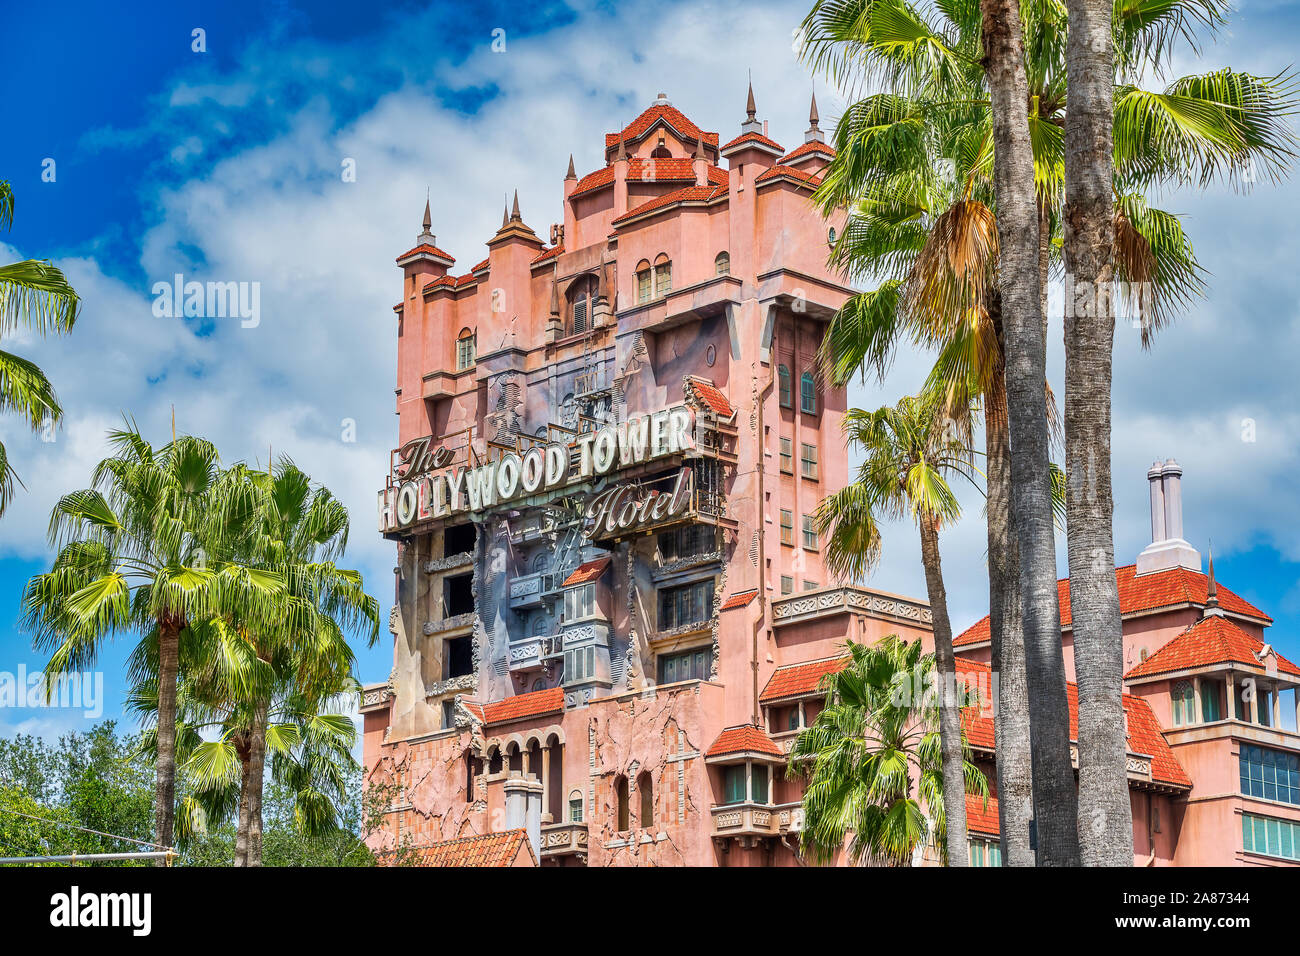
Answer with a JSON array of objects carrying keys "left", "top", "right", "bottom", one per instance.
[
  {"left": 511, "top": 189, "right": 521, "bottom": 221},
  {"left": 809, "top": 90, "right": 820, "bottom": 129},
  {"left": 502, "top": 203, "right": 510, "bottom": 228},
  {"left": 418, "top": 190, "right": 435, "bottom": 243},
  {"left": 1204, "top": 542, "right": 1222, "bottom": 616},
  {"left": 565, "top": 154, "right": 576, "bottom": 180},
  {"left": 746, "top": 77, "right": 756, "bottom": 122}
]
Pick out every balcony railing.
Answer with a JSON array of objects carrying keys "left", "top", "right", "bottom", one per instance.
[
  {"left": 508, "top": 572, "right": 545, "bottom": 610},
  {"left": 540, "top": 822, "right": 589, "bottom": 859}
]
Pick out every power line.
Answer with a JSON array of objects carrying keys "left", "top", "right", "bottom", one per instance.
[{"left": 0, "top": 805, "right": 170, "bottom": 851}]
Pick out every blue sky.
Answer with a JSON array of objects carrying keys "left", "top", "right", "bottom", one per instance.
[{"left": 2, "top": 0, "right": 1299, "bottom": 740}]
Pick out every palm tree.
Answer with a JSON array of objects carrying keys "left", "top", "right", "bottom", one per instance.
[
  {"left": 790, "top": 636, "right": 987, "bottom": 865},
  {"left": 222, "top": 458, "right": 378, "bottom": 866},
  {"left": 21, "top": 425, "right": 284, "bottom": 859},
  {"left": 133, "top": 638, "right": 362, "bottom": 865},
  {"left": 0, "top": 180, "right": 80, "bottom": 515},
  {"left": 799, "top": 0, "right": 1296, "bottom": 864},
  {"left": 1065, "top": 2, "right": 1296, "bottom": 865},
  {"left": 814, "top": 393, "right": 975, "bottom": 863}
]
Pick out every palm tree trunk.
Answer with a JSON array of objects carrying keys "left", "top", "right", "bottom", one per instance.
[
  {"left": 979, "top": 0, "right": 1080, "bottom": 865},
  {"left": 917, "top": 514, "right": 968, "bottom": 866},
  {"left": 245, "top": 697, "right": 271, "bottom": 867},
  {"left": 982, "top": 311, "right": 1034, "bottom": 866},
  {"left": 233, "top": 735, "right": 253, "bottom": 866},
  {"left": 153, "top": 618, "right": 181, "bottom": 864},
  {"left": 1064, "top": 0, "right": 1133, "bottom": 866}
]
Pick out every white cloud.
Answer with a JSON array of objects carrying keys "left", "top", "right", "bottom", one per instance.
[{"left": 3, "top": 0, "right": 1298, "bottom": 670}]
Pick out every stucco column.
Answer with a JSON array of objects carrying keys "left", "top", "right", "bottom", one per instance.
[
  {"left": 797, "top": 700, "right": 806, "bottom": 729},
  {"left": 1273, "top": 687, "right": 1282, "bottom": 729},
  {"left": 1294, "top": 687, "right": 1299, "bottom": 732},
  {"left": 540, "top": 744, "right": 552, "bottom": 823},
  {"left": 523, "top": 748, "right": 531, "bottom": 776},
  {"left": 1193, "top": 677, "right": 1203, "bottom": 725},
  {"left": 1226, "top": 671, "right": 1236, "bottom": 720}
]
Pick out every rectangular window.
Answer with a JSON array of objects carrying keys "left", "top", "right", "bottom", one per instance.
[
  {"left": 637, "top": 270, "right": 651, "bottom": 303},
  {"left": 1240, "top": 744, "right": 1300, "bottom": 805},
  {"left": 803, "top": 580, "right": 818, "bottom": 591},
  {"left": 564, "top": 583, "right": 597, "bottom": 622},
  {"left": 1202, "top": 681, "right": 1223, "bottom": 722},
  {"left": 780, "top": 510, "right": 793, "bottom": 547},
  {"left": 780, "top": 575, "right": 793, "bottom": 595},
  {"left": 801, "top": 515, "right": 818, "bottom": 550},
  {"left": 779, "top": 437, "right": 793, "bottom": 474},
  {"left": 569, "top": 798, "right": 584, "bottom": 824},
  {"left": 657, "top": 647, "right": 711, "bottom": 684},
  {"left": 1243, "top": 812, "right": 1300, "bottom": 860},
  {"left": 445, "top": 636, "right": 473, "bottom": 678},
  {"left": 659, "top": 525, "right": 710, "bottom": 562},
  {"left": 723, "top": 765, "right": 747, "bottom": 805},
  {"left": 800, "top": 442, "right": 818, "bottom": 480},
  {"left": 969, "top": 839, "right": 1003, "bottom": 867},
  {"left": 800, "top": 372, "right": 817, "bottom": 415},
  {"left": 751, "top": 765, "right": 769, "bottom": 804},
  {"left": 573, "top": 298, "right": 588, "bottom": 334},
  {"left": 658, "top": 579, "right": 713, "bottom": 631},
  {"left": 778, "top": 366, "right": 792, "bottom": 409}
]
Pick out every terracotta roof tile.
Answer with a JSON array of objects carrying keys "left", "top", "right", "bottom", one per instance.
[
  {"left": 705, "top": 723, "right": 784, "bottom": 759},
  {"left": 780, "top": 141, "right": 837, "bottom": 164},
  {"left": 966, "top": 793, "right": 999, "bottom": 836},
  {"left": 396, "top": 242, "right": 455, "bottom": 264},
  {"left": 571, "top": 159, "right": 724, "bottom": 199},
  {"left": 531, "top": 244, "right": 564, "bottom": 264},
  {"left": 611, "top": 184, "right": 727, "bottom": 226},
  {"left": 686, "top": 376, "right": 735, "bottom": 418},
  {"left": 754, "top": 164, "right": 820, "bottom": 188},
  {"left": 481, "top": 686, "right": 564, "bottom": 725},
  {"left": 720, "top": 589, "right": 759, "bottom": 611},
  {"left": 721, "top": 130, "right": 784, "bottom": 153},
  {"left": 562, "top": 557, "right": 610, "bottom": 587},
  {"left": 471, "top": 258, "right": 490, "bottom": 273},
  {"left": 955, "top": 564, "right": 1271, "bottom": 647},
  {"left": 760, "top": 655, "right": 850, "bottom": 703},
  {"left": 605, "top": 105, "right": 719, "bottom": 151},
  {"left": 403, "top": 829, "right": 535, "bottom": 867},
  {"left": 1125, "top": 615, "right": 1300, "bottom": 679},
  {"left": 956, "top": 657, "right": 1191, "bottom": 789}
]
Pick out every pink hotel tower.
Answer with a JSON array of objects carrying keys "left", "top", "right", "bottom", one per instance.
[{"left": 362, "top": 89, "right": 1300, "bottom": 867}]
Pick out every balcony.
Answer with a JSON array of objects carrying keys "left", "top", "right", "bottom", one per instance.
[
  {"left": 771, "top": 585, "right": 933, "bottom": 630},
  {"left": 508, "top": 636, "right": 552, "bottom": 673},
  {"left": 509, "top": 572, "right": 545, "bottom": 610},
  {"left": 540, "top": 822, "right": 589, "bottom": 861}
]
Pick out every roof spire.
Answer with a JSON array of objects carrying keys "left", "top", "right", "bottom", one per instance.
[
  {"left": 565, "top": 154, "right": 576, "bottom": 180},
  {"left": 1204, "top": 542, "right": 1222, "bottom": 616},
  {"left": 501, "top": 202, "right": 510, "bottom": 228},
  {"left": 418, "top": 190, "right": 435, "bottom": 243},
  {"left": 511, "top": 189, "right": 521, "bottom": 221},
  {"left": 617, "top": 125, "right": 629, "bottom": 162},
  {"left": 805, "top": 89, "right": 825, "bottom": 144},
  {"left": 741, "top": 75, "right": 762, "bottom": 134}
]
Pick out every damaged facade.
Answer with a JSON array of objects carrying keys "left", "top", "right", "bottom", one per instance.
[{"left": 361, "top": 88, "right": 938, "bottom": 866}]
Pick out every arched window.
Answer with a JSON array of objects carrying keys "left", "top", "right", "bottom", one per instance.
[
  {"left": 614, "top": 775, "right": 630, "bottom": 832},
  {"left": 714, "top": 251, "right": 730, "bottom": 276},
  {"left": 653, "top": 254, "right": 672, "bottom": 297},
  {"left": 635, "top": 260, "right": 652, "bottom": 304},
  {"left": 531, "top": 614, "right": 548, "bottom": 637},
  {"left": 637, "top": 770, "right": 653, "bottom": 827},
  {"left": 568, "top": 274, "right": 598, "bottom": 335},
  {"left": 800, "top": 371, "right": 817, "bottom": 414},
  {"left": 778, "top": 365, "right": 792, "bottom": 409},
  {"left": 532, "top": 552, "right": 549, "bottom": 574},
  {"left": 569, "top": 789, "right": 584, "bottom": 823},
  {"left": 456, "top": 328, "right": 476, "bottom": 370},
  {"left": 1171, "top": 680, "right": 1195, "bottom": 726}
]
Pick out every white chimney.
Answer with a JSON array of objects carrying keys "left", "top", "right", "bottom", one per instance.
[{"left": 1136, "top": 458, "right": 1201, "bottom": 575}]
